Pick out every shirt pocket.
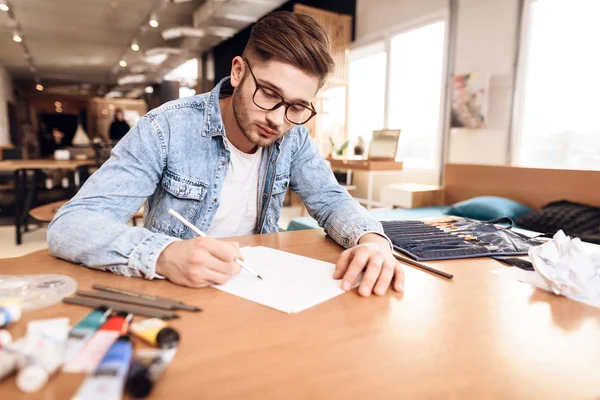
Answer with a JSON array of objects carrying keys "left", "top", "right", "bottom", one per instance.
[
  {"left": 271, "top": 172, "right": 290, "bottom": 196},
  {"left": 266, "top": 173, "right": 290, "bottom": 231},
  {"left": 150, "top": 171, "right": 208, "bottom": 236}
]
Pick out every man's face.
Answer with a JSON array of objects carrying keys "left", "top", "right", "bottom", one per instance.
[
  {"left": 231, "top": 58, "right": 319, "bottom": 148},
  {"left": 116, "top": 112, "right": 124, "bottom": 121}
]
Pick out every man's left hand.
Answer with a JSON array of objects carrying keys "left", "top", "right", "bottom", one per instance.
[{"left": 333, "top": 233, "right": 405, "bottom": 297}]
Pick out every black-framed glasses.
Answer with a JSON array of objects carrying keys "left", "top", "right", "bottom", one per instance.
[{"left": 243, "top": 57, "right": 317, "bottom": 125}]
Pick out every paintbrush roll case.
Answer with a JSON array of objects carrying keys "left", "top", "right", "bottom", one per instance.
[{"left": 381, "top": 217, "right": 544, "bottom": 261}]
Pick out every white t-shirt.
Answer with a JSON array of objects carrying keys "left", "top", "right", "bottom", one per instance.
[{"left": 207, "top": 138, "right": 263, "bottom": 238}]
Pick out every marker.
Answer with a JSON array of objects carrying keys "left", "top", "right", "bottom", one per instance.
[
  {"left": 64, "top": 306, "right": 112, "bottom": 364},
  {"left": 0, "top": 304, "right": 21, "bottom": 328},
  {"left": 168, "top": 209, "right": 263, "bottom": 280},
  {"left": 126, "top": 347, "right": 178, "bottom": 398},
  {"left": 73, "top": 335, "right": 134, "bottom": 400},
  {"left": 63, "top": 312, "right": 132, "bottom": 374},
  {"left": 130, "top": 318, "right": 180, "bottom": 349}
]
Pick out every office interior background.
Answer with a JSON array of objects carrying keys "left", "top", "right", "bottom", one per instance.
[{"left": 0, "top": 0, "right": 598, "bottom": 255}]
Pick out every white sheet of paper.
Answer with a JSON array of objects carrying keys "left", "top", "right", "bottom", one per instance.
[
  {"left": 212, "top": 246, "right": 346, "bottom": 314},
  {"left": 494, "top": 267, "right": 600, "bottom": 309}
]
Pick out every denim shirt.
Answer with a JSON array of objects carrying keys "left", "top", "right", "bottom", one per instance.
[{"left": 47, "top": 77, "right": 388, "bottom": 279}]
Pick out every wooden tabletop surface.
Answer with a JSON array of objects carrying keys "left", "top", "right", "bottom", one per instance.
[
  {"left": 1, "top": 229, "right": 599, "bottom": 399},
  {"left": 0, "top": 159, "right": 96, "bottom": 172}
]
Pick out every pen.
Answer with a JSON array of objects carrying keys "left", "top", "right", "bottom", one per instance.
[{"left": 168, "top": 209, "right": 263, "bottom": 280}]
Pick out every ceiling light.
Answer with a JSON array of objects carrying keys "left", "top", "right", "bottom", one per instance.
[
  {"left": 149, "top": 14, "right": 159, "bottom": 28},
  {"left": 131, "top": 39, "right": 139, "bottom": 52},
  {"left": 144, "top": 53, "right": 169, "bottom": 65},
  {"left": 144, "top": 86, "right": 154, "bottom": 94},
  {"left": 117, "top": 74, "right": 145, "bottom": 86},
  {"left": 56, "top": 107, "right": 63, "bottom": 113},
  {"left": 36, "top": 84, "right": 44, "bottom": 91},
  {"left": 55, "top": 101, "right": 62, "bottom": 107},
  {"left": 0, "top": 0, "right": 9, "bottom": 12},
  {"left": 119, "top": 60, "right": 127, "bottom": 67},
  {"left": 105, "top": 91, "right": 123, "bottom": 99},
  {"left": 13, "top": 31, "right": 22, "bottom": 43},
  {"left": 109, "top": 104, "right": 115, "bottom": 110}
]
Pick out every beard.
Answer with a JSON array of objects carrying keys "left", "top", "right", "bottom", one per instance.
[{"left": 232, "top": 80, "right": 283, "bottom": 148}]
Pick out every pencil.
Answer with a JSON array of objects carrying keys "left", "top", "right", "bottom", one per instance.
[
  {"left": 168, "top": 209, "right": 263, "bottom": 280},
  {"left": 63, "top": 296, "right": 180, "bottom": 320},
  {"left": 92, "top": 284, "right": 201, "bottom": 312},
  {"left": 392, "top": 251, "right": 454, "bottom": 279}
]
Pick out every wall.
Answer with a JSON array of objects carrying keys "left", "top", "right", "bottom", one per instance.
[
  {"left": 449, "top": 0, "right": 520, "bottom": 165},
  {"left": 356, "top": 0, "right": 447, "bottom": 40},
  {"left": 0, "top": 64, "right": 14, "bottom": 146}
]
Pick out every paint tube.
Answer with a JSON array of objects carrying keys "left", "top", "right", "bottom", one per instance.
[
  {"left": 130, "top": 318, "right": 180, "bottom": 349},
  {"left": 63, "top": 311, "right": 132, "bottom": 373},
  {"left": 63, "top": 306, "right": 112, "bottom": 363},
  {"left": 0, "top": 338, "right": 24, "bottom": 382},
  {"left": 16, "top": 318, "right": 69, "bottom": 393},
  {"left": 0, "top": 303, "right": 21, "bottom": 328},
  {"left": 126, "top": 347, "right": 178, "bottom": 398},
  {"left": 73, "top": 335, "right": 133, "bottom": 400},
  {"left": 0, "top": 330, "right": 12, "bottom": 349}
]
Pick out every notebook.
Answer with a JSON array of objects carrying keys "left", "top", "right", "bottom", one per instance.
[{"left": 212, "top": 246, "right": 348, "bottom": 314}]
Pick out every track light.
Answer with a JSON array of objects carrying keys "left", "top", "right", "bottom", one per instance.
[
  {"left": 149, "top": 14, "right": 159, "bottom": 28},
  {"left": 131, "top": 39, "right": 140, "bottom": 52},
  {"left": 0, "top": 0, "right": 9, "bottom": 12},
  {"left": 13, "top": 31, "right": 22, "bottom": 43},
  {"left": 119, "top": 60, "right": 127, "bottom": 67},
  {"left": 36, "top": 83, "right": 44, "bottom": 91}
]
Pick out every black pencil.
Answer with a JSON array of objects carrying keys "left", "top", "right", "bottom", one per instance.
[{"left": 392, "top": 251, "right": 454, "bottom": 279}]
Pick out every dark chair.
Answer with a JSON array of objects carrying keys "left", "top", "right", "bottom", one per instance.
[
  {"left": 0, "top": 147, "right": 22, "bottom": 185},
  {"left": 0, "top": 148, "right": 23, "bottom": 217}
]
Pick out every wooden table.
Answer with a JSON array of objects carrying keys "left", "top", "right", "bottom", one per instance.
[
  {"left": 1, "top": 229, "right": 599, "bottom": 399},
  {"left": 0, "top": 159, "right": 96, "bottom": 245},
  {"left": 28, "top": 200, "right": 145, "bottom": 225},
  {"left": 327, "top": 157, "right": 404, "bottom": 209}
]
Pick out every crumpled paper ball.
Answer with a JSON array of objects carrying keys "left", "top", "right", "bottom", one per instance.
[{"left": 529, "top": 230, "right": 600, "bottom": 300}]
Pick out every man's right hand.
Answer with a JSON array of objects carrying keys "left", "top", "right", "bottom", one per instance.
[{"left": 155, "top": 237, "right": 242, "bottom": 287}]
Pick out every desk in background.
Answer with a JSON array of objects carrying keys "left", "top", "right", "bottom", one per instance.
[
  {"left": 0, "top": 159, "right": 96, "bottom": 245},
  {"left": 327, "top": 157, "right": 404, "bottom": 209},
  {"left": 0, "top": 229, "right": 599, "bottom": 399}
]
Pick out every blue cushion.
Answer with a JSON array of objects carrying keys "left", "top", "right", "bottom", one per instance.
[
  {"left": 286, "top": 206, "right": 451, "bottom": 231},
  {"left": 447, "top": 196, "right": 532, "bottom": 221}
]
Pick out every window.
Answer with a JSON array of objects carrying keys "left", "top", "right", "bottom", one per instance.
[
  {"left": 388, "top": 21, "right": 446, "bottom": 168},
  {"left": 347, "top": 42, "right": 386, "bottom": 143},
  {"left": 179, "top": 87, "right": 196, "bottom": 99},
  {"left": 164, "top": 58, "right": 199, "bottom": 88},
  {"left": 515, "top": 0, "right": 600, "bottom": 170},
  {"left": 347, "top": 20, "right": 447, "bottom": 168}
]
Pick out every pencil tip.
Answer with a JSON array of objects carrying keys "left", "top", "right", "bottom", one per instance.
[{"left": 258, "top": 275, "right": 264, "bottom": 280}]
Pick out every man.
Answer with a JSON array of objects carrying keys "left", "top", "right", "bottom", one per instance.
[{"left": 48, "top": 11, "right": 404, "bottom": 297}]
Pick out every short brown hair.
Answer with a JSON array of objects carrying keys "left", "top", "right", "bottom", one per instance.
[{"left": 243, "top": 11, "right": 334, "bottom": 86}]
